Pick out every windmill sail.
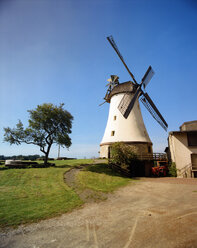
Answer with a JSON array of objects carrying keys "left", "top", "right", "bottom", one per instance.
[
  {"left": 107, "top": 36, "right": 138, "bottom": 85},
  {"left": 118, "top": 87, "right": 141, "bottom": 118},
  {"left": 106, "top": 35, "right": 168, "bottom": 132},
  {"left": 142, "top": 66, "right": 155, "bottom": 89},
  {"left": 140, "top": 93, "right": 168, "bottom": 131},
  {"left": 118, "top": 93, "right": 133, "bottom": 118}
]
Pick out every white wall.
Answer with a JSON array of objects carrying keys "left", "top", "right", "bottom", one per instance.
[
  {"left": 169, "top": 133, "right": 197, "bottom": 177},
  {"left": 100, "top": 93, "right": 151, "bottom": 144}
]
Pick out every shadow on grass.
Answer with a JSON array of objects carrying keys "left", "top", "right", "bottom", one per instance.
[
  {"left": 84, "top": 163, "right": 133, "bottom": 178},
  {"left": 0, "top": 163, "right": 72, "bottom": 170},
  {"left": 0, "top": 166, "right": 8, "bottom": 171},
  {"left": 53, "top": 164, "right": 73, "bottom": 169},
  {"left": 0, "top": 163, "right": 93, "bottom": 170}
]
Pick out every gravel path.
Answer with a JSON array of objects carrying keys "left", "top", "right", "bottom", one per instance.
[
  {"left": 141, "top": 177, "right": 197, "bottom": 185},
  {"left": 1, "top": 178, "right": 197, "bottom": 248}
]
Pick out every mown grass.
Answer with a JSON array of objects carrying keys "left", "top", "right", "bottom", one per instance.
[
  {"left": 0, "top": 159, "right": 93, "bottom": 227},
  {"left": 52, "top": 159, "right": 93, "bottom": 167},
  {"left": 0, "top": 159, "right": 132, "bottom": 227},
  {"left": 77, "top": 163, "right": 132, "bottom": 193}
]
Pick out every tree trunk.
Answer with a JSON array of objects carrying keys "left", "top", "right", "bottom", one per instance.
[
  {"left": 44, "top": 153, "right": 49, "bottom": 166},
  {"left": 44, "top": 144, "right": 52, "bottom": 166}
]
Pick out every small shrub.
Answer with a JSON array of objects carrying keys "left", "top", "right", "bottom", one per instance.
[
  {"left": 168, "top": 162, "right": 177, "bottom": 177},
  {"left": 110, "top": 142, "right": 138, "bottom": 174}
]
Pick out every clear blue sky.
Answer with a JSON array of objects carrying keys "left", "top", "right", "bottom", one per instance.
[{"left": 0, "top": 0, "right": 197, "bottom": 158}]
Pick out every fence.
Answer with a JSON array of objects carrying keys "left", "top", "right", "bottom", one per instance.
[{"left": 136, "top": 153, "right": 167, "bottom": 161}]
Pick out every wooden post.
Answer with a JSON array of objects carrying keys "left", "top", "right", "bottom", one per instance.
[{"left": 58, "top": 145, "right": 60, "bottom": 158}]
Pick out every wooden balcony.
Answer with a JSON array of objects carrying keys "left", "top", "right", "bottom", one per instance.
[{"left": 137, "top": 153, "right": 167, "bottom": 161}]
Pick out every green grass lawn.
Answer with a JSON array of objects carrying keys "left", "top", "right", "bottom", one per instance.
[
  {"left": 51, "top": 159, "right": 94, "bottom": 167},
  {"left": 77, "top": 164, "right": 132, "bottom": 192},
  {"left": 0, "top": 159, "right": 93, "bottom": 227},
  {"left": 0, "top": 159, "right": 132, "bottom": 228}
]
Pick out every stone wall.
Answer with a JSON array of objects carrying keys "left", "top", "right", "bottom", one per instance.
[{"left": 100, "top": 142, "right": 153, "bottom": 159}]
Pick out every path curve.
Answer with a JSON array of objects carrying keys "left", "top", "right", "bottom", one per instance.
[
  {"left": 64, "top": 164, "right": 109, "bottom": 203},
  {"left": 1, "top": 174, "right": 197, "bottom": 247}
]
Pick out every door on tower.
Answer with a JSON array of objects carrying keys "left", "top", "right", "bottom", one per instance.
[{"left": 108, "top": 146, "right": 111, "bottom": 159}]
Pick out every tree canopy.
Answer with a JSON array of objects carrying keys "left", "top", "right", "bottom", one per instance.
[{"left": 4, "top": 103, "right": 73, "bottom": 165}]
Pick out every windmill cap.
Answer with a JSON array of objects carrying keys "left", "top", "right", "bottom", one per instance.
[{"left": 105, "top": 81, "right": 135, "bottom": 102}]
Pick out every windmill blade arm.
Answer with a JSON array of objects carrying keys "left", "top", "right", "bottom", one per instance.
[
  {"left": 140, "top": 93, "right": 168, "bottom": 131},
  {"left": 99, "top": 101, "right": 107, "bottom": 106},
  {"left": 118, "top": 87, "right": 142, "bottom": 119},
  {"left": 107, "top": 36, "right": 138, "bottom": 85}
]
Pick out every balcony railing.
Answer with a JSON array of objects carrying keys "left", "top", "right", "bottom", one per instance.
[{"left": 136, "top": 153, "right": 167, "bottom": 161}]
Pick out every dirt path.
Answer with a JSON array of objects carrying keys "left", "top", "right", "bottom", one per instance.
[
  {"left": 141, "top": 177, "right": 197, "bottom": 185},
  {"left": 64, "top": 167, "right": 79, "bottom": 189},
  {"left": 1, "top": 178, "right": 197, "bottom": 248},
  {"left": 64, "top": 165, "right": 108, "bottom": 203}
]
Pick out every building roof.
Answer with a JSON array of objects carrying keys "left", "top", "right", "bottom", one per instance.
[
  {"left": 180, "top": 120, "right": 197, "bottom": 126},
  {"left": 179, "top": 120, "right": 197, "bottom": 131},
  {"left": 168, "top": 120, "right": 197, "bottom": 135},
  {"left": 169, "top": 130, "right": 197, "bottom": 135},
  {"left": 105, "top": 81, "right": 135, "bottom": 102}
]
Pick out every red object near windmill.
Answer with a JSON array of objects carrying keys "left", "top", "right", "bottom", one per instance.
[{"left": 152, "top": 161, "right": 169, "bottom": 177}]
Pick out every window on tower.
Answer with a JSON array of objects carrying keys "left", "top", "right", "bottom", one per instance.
[
  {"left": 111, "top": 131, "right": 115, "bottom": 136},
  {"left": 148, "top": 146, "right": 151, "bottom": 153},
  {"left": 114, "top": 116, "right": 117, "bottom": 120}
]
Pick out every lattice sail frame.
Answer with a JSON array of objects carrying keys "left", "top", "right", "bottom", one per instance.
[{"left": 140, "top": 93, "right": 168, "bottom": 131}]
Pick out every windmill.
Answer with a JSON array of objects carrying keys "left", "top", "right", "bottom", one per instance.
[{"left": 100, "top": 36, "right": 168, "bottom": 158}]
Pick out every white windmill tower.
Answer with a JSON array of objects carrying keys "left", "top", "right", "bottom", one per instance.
[{"left": 100, "top": 36, "right": 168, "bottom": 158}]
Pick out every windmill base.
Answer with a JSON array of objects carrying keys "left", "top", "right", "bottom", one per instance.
[{"left": 100, "top": 141, "right": 153, "bottom": 159}]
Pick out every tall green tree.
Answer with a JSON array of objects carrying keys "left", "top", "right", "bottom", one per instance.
[{"left": 4, "top": 103, "right": 73, "bottom": 165}]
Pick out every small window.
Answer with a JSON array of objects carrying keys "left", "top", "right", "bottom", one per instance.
[
  {"left": 187, "top": 132, "right": 197, "bottom": 146},
  {"left": 148, "top": 146, "right": 151, "bottom": 153},
  {"left": 114, "top": 116, "right": 117, "bottom": 120},
  {"left": 111, "top": 131, "right": 115, "bottom": 136}
]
